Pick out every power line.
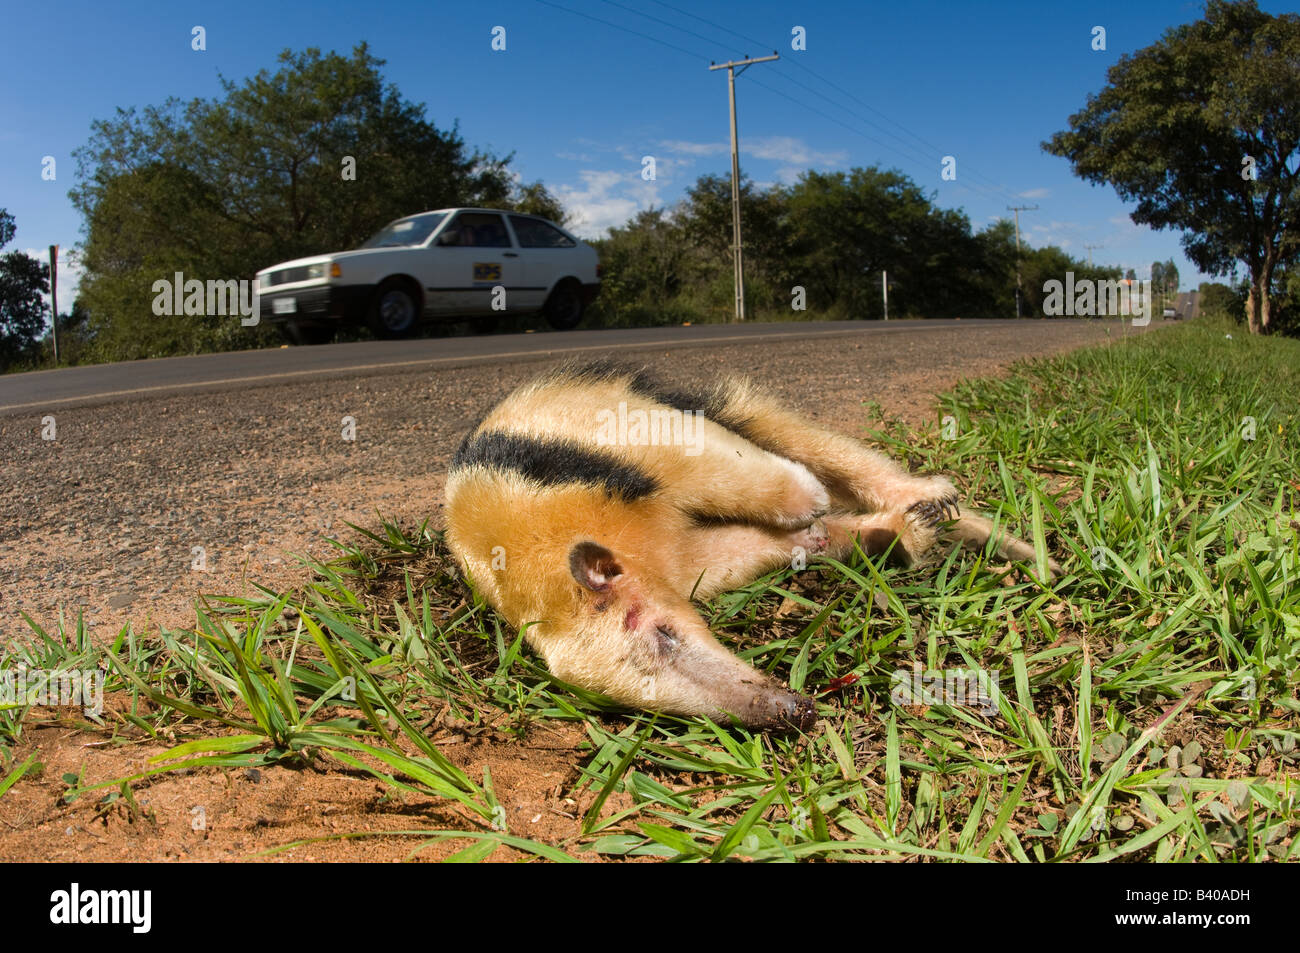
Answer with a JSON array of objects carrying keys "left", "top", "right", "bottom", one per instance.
[
  {"left": 742, "top": 75, "right": 1018, "bottom": 207},
  {"left": 648, "top": 0, "right": 769, "bottom": 51},
  {"left": 765, "top": 66, "right": 939, "bottom": 169},
  {"left": 539, "top": 0, "right": 1026, "bottom": 208},
  {"left": 532, "top": 0, "right": 709, "bottom": 60},
  {"left": 643, "top": 0, "right": 942, "bottom": 163},
  {"left": 599, "top": 0, "right": 742, "bottom": 56},
  {"left": 606, "top": 0, "right": 937, "bottom": 175},
  {"left": 645, "top": 0, "right": 1022, "bottom": 202}
]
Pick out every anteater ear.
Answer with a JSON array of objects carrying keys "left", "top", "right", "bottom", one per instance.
[{"left": 569, "top": 541, "right": 624, "bottom": 592}]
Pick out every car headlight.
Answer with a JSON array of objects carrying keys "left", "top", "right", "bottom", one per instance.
[{"left": 306, "top": 263, "right": 326, "bottom": 280}]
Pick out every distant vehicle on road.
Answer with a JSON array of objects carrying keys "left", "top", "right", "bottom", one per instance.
[
  {"left": 1162, "top": 307, "right": 1181, "bottom": 320},
  {"left": 256, "top": 209, "right": 601, "bottom": 344}
]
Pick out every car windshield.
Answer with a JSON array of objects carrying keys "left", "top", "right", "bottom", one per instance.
[{"left": 358, "top": 212, "right": 447, "bottom": 249}]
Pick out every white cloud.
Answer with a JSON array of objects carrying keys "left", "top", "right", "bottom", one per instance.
[
  {"left": 1018, "top": 187, "right": 1050, "bottom": 199},
  {"left": 556, "top": 169, "right": 663, "bottom": 238},
  {"left": 657, "top": 139, "right": 729, "bottom": 157},
  {"left": 554, "top": 135, "right": 847, "bottom": 237},
  {"left": 658, "top": 135, "right": 846, "bottom": 168},
  {"left": 749, "top": 136, "right": 847, "bottom": 166}
]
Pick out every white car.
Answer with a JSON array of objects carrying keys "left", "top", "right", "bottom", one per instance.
[{"left": 255, "top": 208, "right": 601, "bottom": 343}]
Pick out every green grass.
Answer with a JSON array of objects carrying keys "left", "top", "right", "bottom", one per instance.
[{"left": 3, "top": 316, "right": 1298, "bottom": 861}]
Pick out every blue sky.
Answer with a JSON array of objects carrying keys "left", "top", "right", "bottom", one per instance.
[{"left": 2, "top": 0, "right": 1282, "bottom": 309}]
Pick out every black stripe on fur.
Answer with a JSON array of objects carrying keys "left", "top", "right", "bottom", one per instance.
[{"left": 452, "top": 429, "right": 660, "bottom": 501}]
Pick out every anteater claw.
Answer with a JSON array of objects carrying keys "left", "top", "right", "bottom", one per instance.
[{"left": 907, "top": 494, "right": 961, "bottom": 527}]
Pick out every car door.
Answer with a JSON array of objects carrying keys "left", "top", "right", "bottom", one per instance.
[
  {"left": 425, "top": 212, "right": 522, "bottom": 315},
  {"left": 508, "top": 215, "right": 577, "bottom": 310}
]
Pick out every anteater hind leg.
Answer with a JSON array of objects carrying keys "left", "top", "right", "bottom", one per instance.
[{"left": 666, "top": 377, "right": 1056, "bottom": 576}]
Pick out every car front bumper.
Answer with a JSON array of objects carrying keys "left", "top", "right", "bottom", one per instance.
[{"left": 257, "top": 284, "right": 373, "bottom": 324}]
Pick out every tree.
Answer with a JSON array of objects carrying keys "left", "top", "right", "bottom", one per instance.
[
  {"left": 508, "top": 180, "right": 568, "bottom": 225},
  {"left": 1152, "top": 259, "right": 1180, "bottom": 309},
  {"left": 681, "top": 173, "right": 792, "bottom": 313},
  {"left": 589, "top": 207, "right": 693, "bottom": 326},
  {"left": 970, "top": 219, "right": 1021, "bottom": 315},
  {"left": 0, "top": 209, "right": 50, "bottom": 369},
  {"left": 1044, "top": 1, "right": 1300, "bottom": 334},
  {"left": 784, "top": 167, "right": 992, "bottom": 319},
  {"left": 71, "top": 44, "right": 554, "bottom": 360},
  {"left": 1163, "top": 259, "right": 1180, "bottom": 296},
  {"left": 1021, "top": 245, "right": 1123, "bottom": 316},
  {"left": 1162, "top": 258, "right": 1180, "bottom": 310},
  {"left": 1199, "top": 280, "right": 1245, "bottom": 319}
]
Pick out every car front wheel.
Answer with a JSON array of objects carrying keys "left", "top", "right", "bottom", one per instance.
[
  {"left": 368, "top": 279, "right": 421, "bottom": 338},
  {"left": 543, "top": 280, "right": 584, "bottom": 330}
]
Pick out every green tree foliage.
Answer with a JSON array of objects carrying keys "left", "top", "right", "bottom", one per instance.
[
  {"left": 1163, "top": 259, "right": 1180, "bottom": 296},
  {"left": 1152, "top": 259, "right": 1180, "bottom": 309},
  {"left": 590, "top": 167, "right": 1110, "bottom": 325},
  {"left": 1045, "top": 1, "right": 1300, "bottom": 334},
  {"left": 683, "top": 173, "right": 792, "bottom": 302},
  {"left": 508, "top": 181, "right": 568, "bottom": 225},
  {"left": 71, "top": 44, "right": 556, "bottom": 361},
  {"left": 0, "top": 210, "right": 50, "bottom": 370},
  {"left": 1019, "top": 244, "right": 1124, "bottom": 316},
  {"left": 1199, "top": 280, "right": 1246, "bottom": 319},
  {"left": 593, "top": 208, "right": 694, "bottom": 326}
]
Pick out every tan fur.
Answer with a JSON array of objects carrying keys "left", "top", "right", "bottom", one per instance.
[{"left": 446, "top": 365, "right": 1061, "bottom": 730}]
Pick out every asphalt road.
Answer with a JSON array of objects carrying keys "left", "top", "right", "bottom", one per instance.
[{"left": 1, "top": 318, "right": 1074, "bottom": 414}]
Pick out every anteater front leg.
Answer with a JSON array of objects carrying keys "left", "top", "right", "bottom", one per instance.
[
  {"left": 673, "top": 513, "right": 910, "bottom": 601},
  {"left": 654, "top": 416, "right": 831, "bottom": 529},
  {"left": 704, "top": 377, "right": 958, "bottom": 517}
]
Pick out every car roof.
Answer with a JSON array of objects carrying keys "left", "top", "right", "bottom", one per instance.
[
  {"left": 394, "top": 208, "right": 578, "bottom": 239},
  {"left": 415, "top": 208, "right": 552, "bottom": 219}
]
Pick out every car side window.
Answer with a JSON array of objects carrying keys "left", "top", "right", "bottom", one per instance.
[
  {"left": 509, "top": 216, "right": 576, "bottom": 248},
  {"left": 443, "top": 213, "right": 511, "bottom": 248}
]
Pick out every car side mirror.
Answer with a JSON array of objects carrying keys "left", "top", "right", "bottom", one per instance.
[{"left": 437, "top": 229, "right": 460, "bottom": 246}]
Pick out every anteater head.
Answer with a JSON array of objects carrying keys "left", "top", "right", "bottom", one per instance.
[
  {"left": 553, "top": 539, "right": 816, "bottom": 731},
  {"left": 447, "top": 401, "right": 816, "bottom": 732}
]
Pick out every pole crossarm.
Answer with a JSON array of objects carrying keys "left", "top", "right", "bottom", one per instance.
[{"left": 708, "top": 53, "right": 780, "bottom": 73}]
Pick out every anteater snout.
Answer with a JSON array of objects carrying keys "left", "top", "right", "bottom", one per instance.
[{"left": 742, "top": 687, "right": 817, "bottom": 732}]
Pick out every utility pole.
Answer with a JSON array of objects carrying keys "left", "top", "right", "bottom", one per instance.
[
  {"left": 1007, "top": 204, "right": 1037, "bottom": 318},
  {"left": 48, "top": 245, "right": 59, "bottom": 365},
  {"left": 882, "top": 270, "right": 888, "bottom": 321},
  {"left": 709, "top": 52, "right": 779, "bottom": 322},
  {"left": 1084, "top": 243, "right": 1103, "bottom": 268}
]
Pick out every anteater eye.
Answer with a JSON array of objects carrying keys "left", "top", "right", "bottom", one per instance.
[{"left": 654, "top": 624, "right": 680, "bottom": 654}]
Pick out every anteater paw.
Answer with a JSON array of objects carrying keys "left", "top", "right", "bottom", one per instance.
[{"left": 905, "top": 493, "right": 960, "bottom": 528}]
